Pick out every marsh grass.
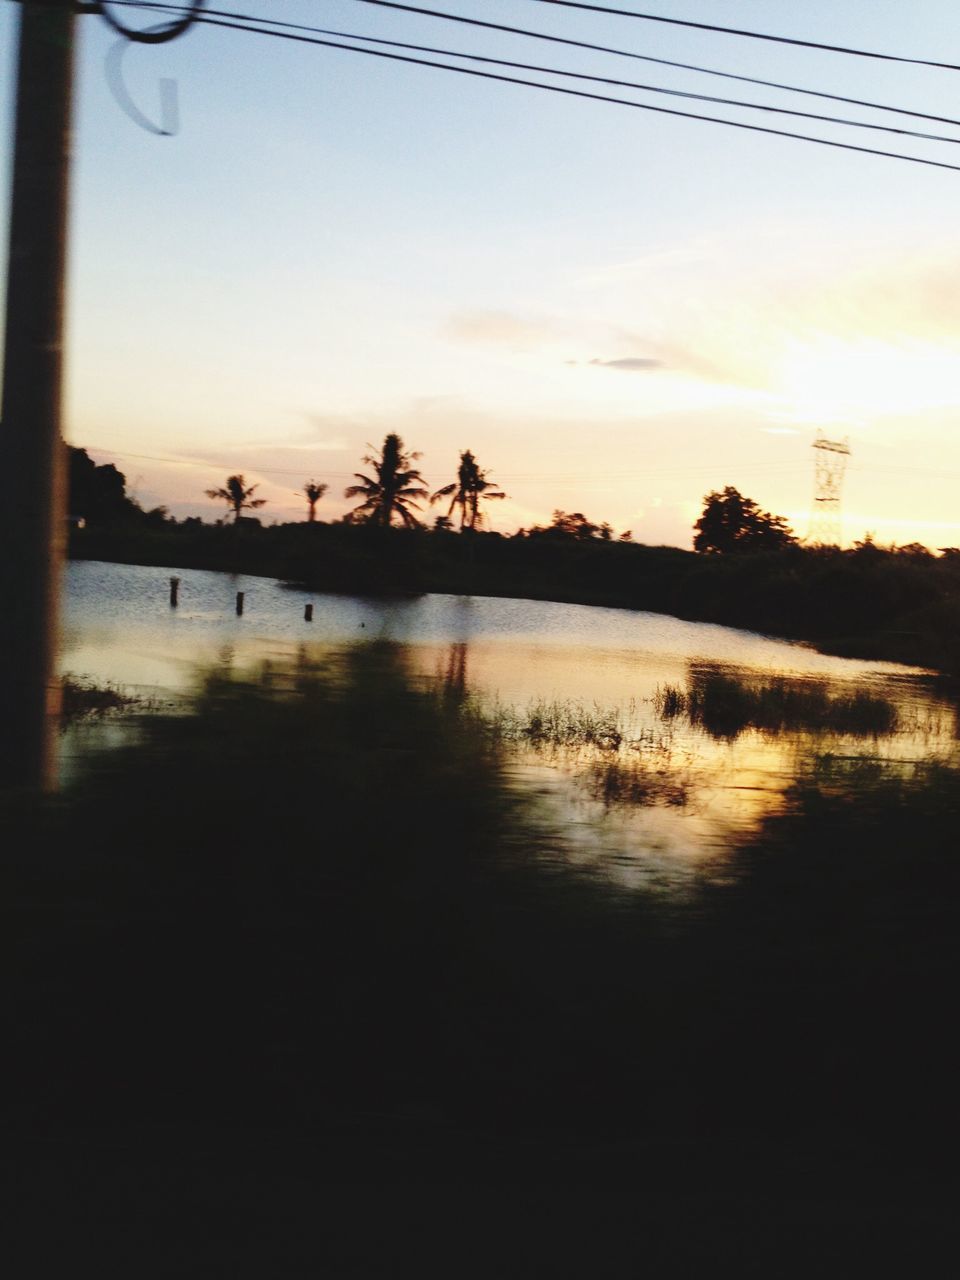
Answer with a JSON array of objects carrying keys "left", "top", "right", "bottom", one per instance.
[
  {"left": 479, "top": 697, "right": 696, "bottom": 810},
  {"left": 60, "top": 674, "right": 145, "bottom": 724},
  {"left": 488, "top": 697, "right": 625, "bottom": 750},
  {"left": 656, "top": 669, "right": 899, "bottom": 738},
  {"left": 656, "top": 683, "right": 687, "bottom": 719},
  {"left": 581, "top": 756, "right": 691, "bottom": 809}
]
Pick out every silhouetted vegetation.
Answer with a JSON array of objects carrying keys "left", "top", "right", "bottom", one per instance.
[
  {"left": 302, "top": 479, "right": 328, "bottom": 522},
  {"left": 523, "top": 509, "right": 619, "bottom": 540},
  {"left": 430, "top": 449, "right": 506, "bottom": 531},
  {"left": 5, "top": 650, "right": 958, "bottom": 1265},
  {"left": 67, "top": 445, "right": 167, "bottom": 527},
  {"left": 204, "top": 473, "right": 267, "bottom": 523},
  {"left": 344, "top": 432, "right": 428, "bottom": 527},
  {"left": 657, "top": 667, "right": 899, "bottom": 737},
  {"left": 693, "top": 485, "right": 798, "bottom": 553},
  {"left": 59, "top": 674, "right": 143, "bottom": 724},
  {"left": 491, "top": 697, "right": 626, "bottom": 751}
]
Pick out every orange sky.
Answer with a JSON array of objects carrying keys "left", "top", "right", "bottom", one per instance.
[{"left": 5, "top": 0, "right": 960, "bottom": 548}]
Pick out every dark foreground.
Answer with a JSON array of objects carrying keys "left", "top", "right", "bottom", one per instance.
[{"left": 5, "top": 647, "right": 959, "bottom": 1274}]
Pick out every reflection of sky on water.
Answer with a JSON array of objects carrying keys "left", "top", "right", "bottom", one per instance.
[
  {"left": 64, "top": 559, "right": 925, "bottom": 687},
  {"left": 61, "top": 560, "right": 958, "bottom": 888}
]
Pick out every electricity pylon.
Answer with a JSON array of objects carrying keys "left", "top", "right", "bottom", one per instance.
[{"left": 809, "top": 434, "right": 850, "bottom": 547}]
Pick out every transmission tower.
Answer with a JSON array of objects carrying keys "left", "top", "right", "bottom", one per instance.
[{"left": 809, "top": 434, "right": 850, "bottom": 546}]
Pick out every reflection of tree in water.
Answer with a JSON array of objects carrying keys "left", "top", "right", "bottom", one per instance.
[
  {"left": 441, "top": 641, "right": 469, "bottom": 703},
  {"left": 580, "top": 753, "right": 691, "bottom": 811},
  {"left": 214, "top": 643, "right": 236, "bottom": 672},
  {"left": 656, "top": 662, "right": 899, "bottom": 740}
]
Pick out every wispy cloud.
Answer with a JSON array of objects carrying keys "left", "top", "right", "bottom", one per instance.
[
  {"left": 575, "top": 243, "right": 714, "bottom": 288},
  {"left": 572, "top": 231, "right": 960, "bottom": 402},
  {"left": 588, "top": 356, "right": 663, "bottom": 372},
  {"left": 443, "top": 309, "right": 564, "bottom": 348}
]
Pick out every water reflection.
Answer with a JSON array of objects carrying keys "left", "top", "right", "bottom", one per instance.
[
  {"left": 60, "top": 560, "right": 959, "bottom": 889},
  {"left": 440, "top": 640, "right": 469, "bottom": 701},
  {"left": 18, "top": 611, "right": 960, "bottom": 1186}
]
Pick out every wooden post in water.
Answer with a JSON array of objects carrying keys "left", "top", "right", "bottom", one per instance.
[
  {"left": 169, "top": 576, "right": 180, "bottom": 607},
  {"left": 304, "top": 603, "right": 313, "bottom": 622},
  {"left": 236, "top": 591, "right": 244, "bottom": 616}
]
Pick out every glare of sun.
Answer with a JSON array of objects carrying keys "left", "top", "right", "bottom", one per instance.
[{"left": 775, "top": 336, "right": 960, "bottom": 425}]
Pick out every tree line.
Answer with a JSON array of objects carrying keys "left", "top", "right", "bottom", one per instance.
[
  {"left": 69, "top": 441, "right": 955, "bottom": 560},
  {"left": 196, "top": 433, "right": 793, "bottom": 551},
  {"left": 196, "top": 432, "right": 808, "bottom": 553},
  {"left": 198, "top": 435, "right": 801, "bottom": 554}
]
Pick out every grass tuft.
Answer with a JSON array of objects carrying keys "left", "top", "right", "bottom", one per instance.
[
  {"left": 60, "top": 674, "right": 144, "bottom": 725},
  {"left": 657, "top": 668, "right": 898, "bottom": 738}
]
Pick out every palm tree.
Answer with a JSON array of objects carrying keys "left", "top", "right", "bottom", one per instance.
[
  {"left": 303, "top": 479, "right": 328, "bottom": 522},
  {"left": 344, "top": 433, "right": 428, "bottom": 528},
  {"left": 431, "top": 450, "right": 506, "bottom": 531},
  {"left": 204, "top": 474, "right": 267, "bottom": 523}
]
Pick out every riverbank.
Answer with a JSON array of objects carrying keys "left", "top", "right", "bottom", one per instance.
[{"left": 71, "top": 522, "right": 960, "bottom": 674}]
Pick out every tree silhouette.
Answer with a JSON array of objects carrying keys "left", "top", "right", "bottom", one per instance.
[
  {"left": 431, "top": 449, "right": 506, "bottom": 531},
  {"left": 344, "top": 433, "right": 428, "bottom": 528},
  {"left": 204, "top": 474, "right": 267, "bottom": 523},
  {"left": 68, "top": 446, "right": 142, "bottom": 525},
  {"left": 546, "top": 511, "right": 601, "bottom": 539},
  {"left": 693, "top": 486, "right": 797, "bottom": 553},
  {"left": 303, "top": 479, "right": 328, "bottom": 522}
]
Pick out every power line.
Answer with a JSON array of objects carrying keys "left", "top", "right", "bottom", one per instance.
[
  {"left": 118, "top": 10, "right": 960, "bottom": 173},
  {"left": 89, "top": 445, "right": 960, "bottom": 487},
  {"left": 90, "top": 0, "right": 207, "bottom": 45},
  {"left": 81, "top": 447, "right": 823, "bottom": 484},
  {"left": 346, "top": 1, "right": 960, "bottom": 118},
  {"left": 524, "top": 0, "right": 960, "bottom": 72},
  {"left": 117, "top": 1, "right": 960, "bottom": 132},
  {"left": 108, "top": 4, "right": 960, "bottom": 147}
]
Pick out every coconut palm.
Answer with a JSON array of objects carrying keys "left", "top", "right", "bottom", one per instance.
[
  {"left": 344, "top": 433, "right": 428, "bottom": 528},
  {"left": 303, "top": 479, "right": 328, "bottom": 522},
  {"left": 431, "top": 450, "right": 506, "bottom": 531},
  {"left": 204, "top": 474, "right": 267, "bottom": 523}
]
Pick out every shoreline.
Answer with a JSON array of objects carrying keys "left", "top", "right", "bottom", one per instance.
[{"left": 69, "top": 524, "right": 960, "bottom": 677}]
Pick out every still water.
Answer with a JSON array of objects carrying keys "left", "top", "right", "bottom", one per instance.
[{"left": 62, "top": 560, "right": 957, "bottom": 888}]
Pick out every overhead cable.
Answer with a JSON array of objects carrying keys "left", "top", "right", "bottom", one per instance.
[
  {"left": 84, "top": 447, "right": 814, "bottom": 482},
  {"left": 116, "top": 1, "right": 960, "bottom": 131},
  {"left": 105, "top": 4, "right": 960, "bottom": 147},
  {"left": 523, "top": 0, "right": 960, "bottom": 72},
  {"left": 90, "top": 0, "right": 207, "bottom": 44},
  {"left": 137, "top": 11, "right": 960, "bottom": 173}
]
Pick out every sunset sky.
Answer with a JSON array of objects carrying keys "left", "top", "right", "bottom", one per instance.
[{"left": 3, "top": 0, "right": 960, "bottom": 546}]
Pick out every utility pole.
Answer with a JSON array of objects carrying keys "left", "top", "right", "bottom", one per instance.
[{"left": 0, "top": 0, "right": 77, "bottom": 790}]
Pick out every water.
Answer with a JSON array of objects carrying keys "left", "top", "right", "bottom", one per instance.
[{"left": 61, "top": 559, "right": 957, "bottom": 887}]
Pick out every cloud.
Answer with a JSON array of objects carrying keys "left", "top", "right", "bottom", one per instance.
[
  {"left": 588, "top": 357, "right": 663, "bottom": 372},
  {"left": 575, "top": 242, "right": 714, "bottom": 288},
  {"left": 574, "top": 231, "right": 960, "bottom": 399},
  {"left": 443, "top": 309, "right": 563, "bottom": 348}
]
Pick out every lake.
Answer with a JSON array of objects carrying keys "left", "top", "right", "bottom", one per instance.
[{"left": 61, "top": 559, "right": 957, "bottom": 889}]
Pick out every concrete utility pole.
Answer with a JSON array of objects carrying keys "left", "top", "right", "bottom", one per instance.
[{"left": 0, "top": 0, "right": 77, "bottom": 789}]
